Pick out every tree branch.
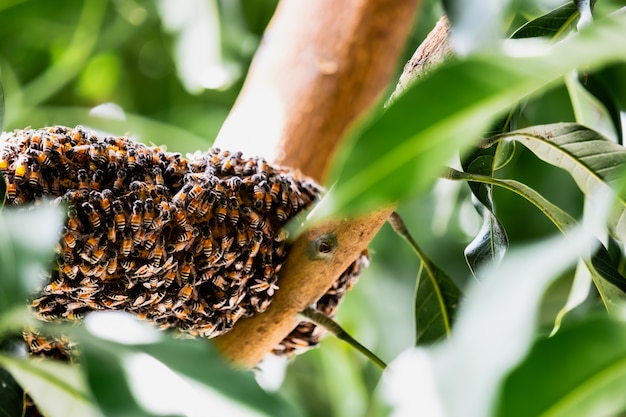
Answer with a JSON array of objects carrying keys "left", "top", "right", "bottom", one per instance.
[{"left": 213, "top": 0, "right": 418, "bottom": 367}]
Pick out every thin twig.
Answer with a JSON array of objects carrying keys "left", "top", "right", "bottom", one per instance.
[{"left": 299, "top": 307, "right": 387, "bottom": 370}]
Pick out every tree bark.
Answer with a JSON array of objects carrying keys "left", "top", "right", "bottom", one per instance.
[{"left": 213, "top": 0, "right": 419, "bottom": 367}]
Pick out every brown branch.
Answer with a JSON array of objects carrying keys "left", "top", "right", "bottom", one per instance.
[{"left": 213, "top": 0, "right": 418, "bottom": 367}]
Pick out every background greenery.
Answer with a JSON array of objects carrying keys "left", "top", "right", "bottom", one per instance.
[{"left": 2, "top": 0, "right": 626, "bottom": 416}]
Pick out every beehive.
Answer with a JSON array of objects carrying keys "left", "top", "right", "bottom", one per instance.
[{"left": 0, "top": 125, "right": 366, "bottom": 356}]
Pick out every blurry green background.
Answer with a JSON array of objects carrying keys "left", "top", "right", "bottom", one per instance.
[{"left": 0, "top": 1, "right": 603, "bottom": 415}]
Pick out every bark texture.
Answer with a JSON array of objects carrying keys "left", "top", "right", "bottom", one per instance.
[{"left": 213, "top": 0, "right": 419, "bottom": 367}]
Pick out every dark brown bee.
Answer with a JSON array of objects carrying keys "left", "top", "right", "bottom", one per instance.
[
  {"left": 82, "top": 202, "right": 101, "bottom": 230},
  {"left": 113, "top": 169, "right": 127, "bottom": 192},
  {"left": 77, "top": 169, "right": 89, "bottom": 191},
  {"left": 91, "top": 169, "right": 104, "bottom": 191},
  {"left": 130, "top": 201, "right": 143, "bottom": 232},
  {"left": 121, "top": 229, "right": 133, "bottom": 257},
  {"left": 112, "top": 200, "right": 126, "bottom": 231}
]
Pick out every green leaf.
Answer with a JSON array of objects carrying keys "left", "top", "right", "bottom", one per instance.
[
  {"left": 0, "top": 367, "right": 23, "bottom": 417},
  {"left": 0, "top": 205, "right": 64, "bottom": 318},
  {"left": 496, "top": 315, "right": 626, "bottom": 417},
  {"left": 0, "top": 79, "right": 4, "bottom": 133},
  {"left": 317, "top": 10, "right": 626, "bottom": 221},
  {"left": 73, "top": 312, "right": 302, "bottom": 417},
  {"left": 414, "top": 254, "right": 461, "bottom": 345},
  {"left": 0, "top": 354, "right": 98, "bottom": 417},
  {"left": 380, "top": 230, "right": 593, "bottom": 417},
  {"left": 490, "top": 123, "right": 626, "bottom": 241},
  {"left": 511, "top": 2, "right": 581, "bottom": 40},
  {"left": 446, "top": 169, "right": 626, "bottom": 315},
  {"left": 461, "top": 146, "right": 509, "bottom": 277},
  {"left": 0, "top": 337, "right": 27, "bottom": 417}
]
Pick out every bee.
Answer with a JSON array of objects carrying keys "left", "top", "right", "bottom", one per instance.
[
  {"left": 76, "top": 169, "right": 90, "bottom": 191},
  {"left": 45, "top": 278, "right": 70, "bottom": 294},
  {"left": 62, "top": 233, "right": 77, "bottom": 249},
  {"left": 152, "top": 166, "right": 164, "bottom": 186},
  {"left": 28, "top": 148, "right": 51, "bottom": 166},
  {"left": 257, "top": 159, "right": 270, "bottom": 176},
  {"left": 250, "top": 279, "right": 279, "bottom": 296},
  {"left": 130, "top": 201, "right": 143, "bottom": 232},
  {"left": 82, "top": 202, "right": 101, "bottom": 230},
  {"left": 174, "top": 210, "right": 187, "bottom": 227},
  {"left": 100, "top": 189, "right": 113, "bottom": 215},
  {"left": 106, "top": 255, "right": 118, "bottom": 276},
  {"left": 276, "top": 206, "right": 288, "bottom": 222},
  {"left": 0, "top": 152, "right": 10, "bottom": 171},
  {"left": 113, "top": 201, "right": 126, "bottom": 231},
  {"left": 221, "top": 251, "right": 237, "bottom": 268},
  {"left": 243, "top": 256, "right": 254, "bottom": 273},
  {"left": 143, "top": 198, "right": 155, "bottom": 229},
  {"left": 50, "top": 170, "right": 61, "bottom": 195},
  {"left": 151, "top": 203, "right": 172, "bottom": 230},
  {"left": 212, "top": 275, "right": 229, "bottom": 291},
  {"left": 172, "top": 183, "right": 192, "bottom": 206},
  {"left": 215, "top": 202, "right": 227, "bottom": 222},
  {"left": 243, "top": 159, "right": 256, "bottom": 175},
  {"left": 207, "top": 248, "right": 223, "bottom": 265},
  {"left": 133, "top": 227, "right": 146, "bottom": 247},
  {"left": 177, "top": 284, "right": 194, "bottom": 304},
  {"left": 253, "top": 183, "right": 266, "bottom": 209},
  {"left": 201, "top": 237, "right": 213, "bottom": 258},
  {"left": 42, "top": 136, "right": 54, "bottom": 156},
  {"left": 270, "top": 181, "right": 281, "bottom": 201},
  {"left": 162, "top": 269, "right": 176, "bottom": 289},
  {"left": 171, "top": 228, "right": 194, "bottom": 252},
  {"left": 13, "top": 155, "right": 28, "bottom": 183},
  {"left": 103, "top": 295, "right": 127, "bottom": 308},
  {"left": 82, "top": 235, "right": 99, "bottom": 254},
  {"left": 113, "top": 168, "right": 127, "bottom": 192},
  {"left": 173, "top": 305, "right": 189, "bottom": 321},
  {"left": 5, "top": 175, "right": 17, "bottom": 201},
  {"left": 220, "top": 236, "right": 234, "bottom": 253},
  {"left": 90, "top": 247, "right": 106, "bottom": 264},
  {"left": 243, "top": 207, "right": 262, "bottom": 229},
  {"left": 127, "top": 148, "right": 138, "bottom": 170},
  {"left": 91, "top": 169, "right": 104, "bottom": 191},
  {"left": 186, "top": 194, "right": 201, "bottom": 215},
  {"left": 121, "top": 229, "right": 133, "bottom": 257},
  {"left": 228, "top": 197, "right": 240, "bottom": 225},
  {"left": 178, "top": 259, "right": 193, "bottom": 286},
  {"left": 236, "top": 223, "right": 248, "bottom": 247},
  {"left": 263, "top": 265, "right": 276, "bottom": 280},
  {"left": 61, "top": 263, "right": 78, "bottom": 280},
  {"left": 90, "top": 143, "right": 107, "bottom": 165}
]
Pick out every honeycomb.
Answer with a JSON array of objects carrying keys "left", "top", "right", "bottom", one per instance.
[{"left": 0, "top": 125, "right": 366, "bottom": 357}]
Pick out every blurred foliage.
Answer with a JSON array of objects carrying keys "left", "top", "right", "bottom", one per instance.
[{"left": 3, "top": 0, "right": 626, "bottom": 416}]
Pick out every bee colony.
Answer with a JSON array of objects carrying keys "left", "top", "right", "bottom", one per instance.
[{"left": 0, "top": 125, "right": 368, "bottom": 358}]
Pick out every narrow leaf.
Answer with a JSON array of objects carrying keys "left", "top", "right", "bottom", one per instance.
[
  {"left": 74, "top": 312, "right": 301, "bottom": 417},
  {"left": 414, "top": 255, "right": 461, "bottom": 345},
  {"left": 380, "top": 230, "right": 594, "bottom": 417},
  {"left": 0, "top": 80, "right": 4, "bottom": 133},
  {"left": 461, "top": 146, "right": 509, "bottom": 276},
  {"left": 491, "top": 123, "right": 626, "bottom": 241},
  {"left": 0, "top": 355, "right": 98, "bottom": 417},
  {"left": 0, "top": 367, "right": 23, "bottom": 417},
  {"left": 511, "top": 2, "right": 580, "bottom": 40},
  {"left": 318, "top": 10, "right": 626, "bottom": 221},
  {"left": 446, "top": 169, "right": 626, "bottom": 313},
  {"left": 496, "top": 316, "right": 626, "bottom": 417}
]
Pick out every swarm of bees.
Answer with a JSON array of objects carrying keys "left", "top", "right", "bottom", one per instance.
[{"left": 0, "top": 125, "right": 367, "bottom": 358}]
